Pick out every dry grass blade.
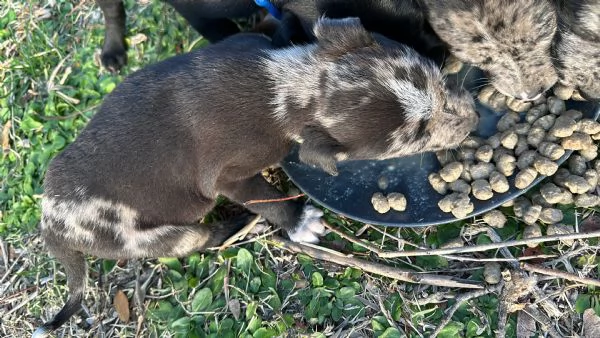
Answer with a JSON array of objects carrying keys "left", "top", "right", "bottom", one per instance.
[
  {"left": 216, "top": 215, "right": 262, "bottom": 250},
  {"left": 379, "top": 230, "right": 600, "bottom": 258},
  {"left": 520, "top": 262, "right": 600, "bottom": 287},
  {"left": 1, "top": 121, "right": 11, "bottom": 155},
  {"left": 271, "top": 236, "right": 484, "bottom": 289}
]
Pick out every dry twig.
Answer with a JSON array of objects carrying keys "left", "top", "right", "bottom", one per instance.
[
  {"left": 521, "top": 263, "right": 600, "bottom": 287},
  {"left": 271, "top": 236, "right": 483, "bottom": 289}
]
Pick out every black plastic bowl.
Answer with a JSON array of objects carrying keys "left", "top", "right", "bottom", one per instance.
[{"left": 281, "top": 67, "right": 600, "bottom": 227}]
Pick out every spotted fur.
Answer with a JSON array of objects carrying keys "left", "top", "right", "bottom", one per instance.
[
  {"left": 423, "top": 0, "right": 558, "bottom": 100},
  {"left": 553, "top": 0, "right": 600, "bottom": 99},
  {"left": 35, "top": 18, "right": 477, "bottom": 336}
]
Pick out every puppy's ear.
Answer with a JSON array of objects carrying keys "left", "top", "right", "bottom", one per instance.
[
  {"left": 298, "top": 125, "right": 347, "bottom": 176},
  {"left": 313, "top": 17, "right": 377, "bottom": 58}
]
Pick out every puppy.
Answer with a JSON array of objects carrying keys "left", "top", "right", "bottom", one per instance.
[
  {"left": 422, "top": 0, "right": 559, "bottom": 101},
  {"left": 553, "top": 0, "right": 600, "bottom": 100},
  {"left": 97, "top": 0, "right": 258, "bottom": 71},
  {"left": 270, "top": 0, "right": 447, "bottom": 64},
  {"left": 33, "top": 18, "right": 478, "bottom": 336},
  {"left": 97, "top": 0, "right": 447, "bottom": 72}
]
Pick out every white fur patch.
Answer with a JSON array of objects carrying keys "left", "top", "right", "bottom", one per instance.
[
  {"left": 287, "top": 205, "right": 325, "bottom": 243},
  {"left": 384, "top": 79, "right": 432, "bottom": 121},
  {"left": 42, "top": 195, "right": 175, "bottom": 256}
]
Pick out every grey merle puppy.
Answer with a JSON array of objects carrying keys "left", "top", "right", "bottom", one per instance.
[
  {"left": 553, "top": 0, "right": 600, "bottom": 100},
  {"left": 422, "top": 0, "right": 559, "bottom": 101},
  {"left": 33, "top": 18, "right": 478, "bottom": 337}
]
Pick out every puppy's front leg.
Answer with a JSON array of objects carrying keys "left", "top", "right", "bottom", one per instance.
[
  {"left": 219, "top": 175, "right": 326, "bottom": 243},
  {"left": 97, "top": 0, "right": 127, "bottom": 72}
]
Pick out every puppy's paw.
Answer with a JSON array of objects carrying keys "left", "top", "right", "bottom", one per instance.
[
  {"left": 101, "top": 43, "right": 127, "bottom": 73},
  {"left": 287, "top": 205, "right": 325, "bottom": 243}
]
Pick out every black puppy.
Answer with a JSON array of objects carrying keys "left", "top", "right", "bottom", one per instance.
[
  {"left": 97, "top": 0, "right": 258, "bottom": 71},
  {"left": 97, "top": 0, "right": 446, "bottom": 71},
  {"left": 33, "top": 18, "right": 477, "bottom": 336}
]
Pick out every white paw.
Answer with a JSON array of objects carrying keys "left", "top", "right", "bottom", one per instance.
[{"left": 288, "top": 205, "right": 325, "bottom": 243}]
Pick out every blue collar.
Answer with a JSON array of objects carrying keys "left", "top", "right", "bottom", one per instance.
[{"left": 254, "top": 0, "right": 282, "bottom": 20}]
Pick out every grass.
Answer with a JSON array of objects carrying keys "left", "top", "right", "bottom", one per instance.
[{"left": 1, "top": 0, "right": 599, "bottom": 337}]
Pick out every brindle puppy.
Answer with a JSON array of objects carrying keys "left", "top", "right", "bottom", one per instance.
[
  {"left": 553, "top": 0, "right": 600, "bottom": 100},
  {"left": 422, "top": 0, "right": 559, "bottom": 101},
  {"left": 33, "top": 18, "right": 478, "bottom": 337}
]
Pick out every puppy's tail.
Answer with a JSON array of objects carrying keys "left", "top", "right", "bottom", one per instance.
[{"left": 33, "top": 248, "right": 86, "bottom": 338}]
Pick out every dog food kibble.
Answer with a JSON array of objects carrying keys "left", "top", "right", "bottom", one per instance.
[
  {"left": 471, "top": 179, "right": 493, "bottom": 200},
  {"left": 564, "top": 175, "right": 592, "bottom": 194},
  {"left": 533, "top": 156, "right": 558, "bottom": 176},
  {"left": 522, "top": 205, "right": 542, "bottom": 225},
  {"left": 442, "top": 54, "right": 464, "bottom": 75},
  {"left": 495, "top": 154, "right": 516, "bottom": 176},
  {"left": 457, "top": 148, "right": 476, "bottom": 162},
  {"left": 571, "top": 90, "right": 586, "bottom": 101},
  {"left": 525, "top": 104, "right": 547, "bottom": 123},
  {"left": 451, "top": 202, "right": 474, "bottom": 219},
  {"left": 515, "top": 167, "right": 538, "bottom": 189},
  {"left": 500, "top": 131, "right": 518, "bottom": 149},
  {"left": 461, "top": 136, "right": 485, "bottom": 148},
  {"left": 531, "top": 192, "right": 553, "bottom": 207},
  {"left": 387, "top": 193, "right": 407, "bottom": 212},
  {"left": 514, "top": 136, "right": 529, "bottom": 156},
  {"left": 559, "top": 190, "right": 575, "bottom": 205},
  {"left": 449, "top": 179, "right": 471, "bottom": 194},
  {"left": 593, "top": 132, "right": 600, "bottom": 141},
  {"left": 487, "top": 134, "right": 501, "bottom": 149},
  {"left": 377, "top": 175, "right": 389, "bottom": 190},
  {"left": 517, "top": 150, "right": 537, "bottom": 170},
  {"left": 496, "top": 111, "right": 521, "bottom": 132},
  {"left": 483, "top": 262, "right": 502, "bottom": 284},
  {"left": 438, "top": 193, "right": 473, "bottom": 217},
  {"left": 513, "top": 197, "right": 532, "bottom": 218},
  {"left": 523, "top": 223, "right": 543, "bottom": 247},
  {"left": 470, "top": 162, "right": 495, "bottom": 180},
  {"left": 477, "top": 85, "right": 496, "bottom": 104},
  {"left": 371, "top": 192, "right": 390, "bottom": 213},
  {"left": 428, "top": 173, "right": 448, "bottom": 195},
  {"left": 482, "top": 210, "right": 507, "bottom": 228},
  {"left": 537, "top": 142, "right": 565, "bottom": 161},
  {"left": 547, "top": 96, "right": 566, "bottom": 114},
  {"left": 506, "top": 96, "right": 532, "bottom": 113},
  {"left": 460, "top": 162, "right": 473, "bottom": 181},
  {"left": 568, "top": 155, "right": 587, "bottom": 176},
  {"left": 532, "top": 115, "right": 556, "bottom": 131},
  {"left": 513, "top": 123, "right": 531, "bottom": 135},
  {"left": 546, "top": 224, "right": 575, "bottom": 245},
  {"left": 584, "top": 169, "right": 599, "bottom": 190},
  {"left": 527, "top": 127, "right": 546, "bottom": 147},
  {"left": 439, "top": 162, "right": 464, "bottom": 183},
  {"left": 501, "top": 199, "right": 515, "bottom": 207},
  {"left": 539, "top": 208, "right": 564, "bottom": 224},
  {"left": 553, "top": 168, "right": 571, "bottom": 188},
  {"left": 562, "top": 132, "right": 593, "bottom": 150},
  {"left": 576, "top": 119, "right": 600, "bottom": 135},
  {"left": 580, "top": 145, "right": 599, "bottom": 161},
  {"left": 549, "top": 116, "right": 577, "bottom": 138},
  {"left": 553, "top": 83, "right": 574, "bottom": 100},
  {"left": 575, "top": 194, "right": 600, "bottom": 208},
  {"left": 440, "top": 237, "right": 464, "bottom": 248},
  {"left": 436, "top": 151, "right": 454, "bottom": 166},
  {"left": 563, "top": 109, "right": 583, "bottom": 120},
  {"left": 540, "top": 183, "right": 566, "bottom": 204},
  {"left": 489, "top": 171, "right": 510, "bottom": 193},
  {"left": 475, "top": 145, "right": 494, "bottom": 163}
]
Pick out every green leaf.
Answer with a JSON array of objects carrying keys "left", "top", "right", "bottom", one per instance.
[
  {"left": 576, "top": 294, "right": 592, "bottom": 313},
  {"left": 170, "top": 317, "right": 191, "bottom": 332},
  {"left": 336, "top": 287, "right": 355, "bottom": 301},
  {"left": 159, "top": 257, "right": 184, "bottom": 274},
  {"left": 102, "top": 259, "right": 117, "bottom": 274},
  {"left": 146, "top": 300, "right": 174, "bottom": 322},
  {"left": 253, "top": 328, "right": 276, "bottom": 338},
  {"left": 253, "top": 327, "right": 277, "bottom": 338},
  {"left": 246, "top": 315, "right": 262, "bottom": 333},
  {"left": 437, "top": 321, "right": 465, "bottom": 338},
  {"left": 246, "top": 301, "right": 258, "bottom": 319},
  {"left": 192, "top": 288, "right": 213, "bottom": 312},
  {"left": 236, "top": 248, "right": 253, "bottom": 273},
  {"left": 378, "top": 327, "right": 401, "bottom": 338},
  {"left": 311, "top": 272, "right": 324, "bottom": 287}
]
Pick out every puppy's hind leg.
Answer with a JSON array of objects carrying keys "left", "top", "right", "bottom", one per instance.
[
  {"left": 219, "top": 175, "right": 326, "bottom": 244},
  {"left": 32, "top": 248, "right": 86, "bottom": 338}
]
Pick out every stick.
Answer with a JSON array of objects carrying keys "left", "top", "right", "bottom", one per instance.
[
  {"left": 216, "top": 215, "right": 263, "bottom": 251},
  {"left": 521, "top": 263, "right": 600, "bottom": 287},
  {"left": 322, "top": 222, "right": 555, "bottom": 262},
  {"left": 270, "top": 236, "right": 483, "bottom": 289},
  {"left": 243, "top": 194, "right": 305, "bottom": 206},
  {"left": 378, "top": 230, "right": 600, "bottom": 258},
  {"left": 431, "top": 284, "right": 502, "bottom": 338}
]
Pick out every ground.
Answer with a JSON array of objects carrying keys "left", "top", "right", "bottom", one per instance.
[{"left": 1, "top": 1, "right": 600, "bottom": 337}]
